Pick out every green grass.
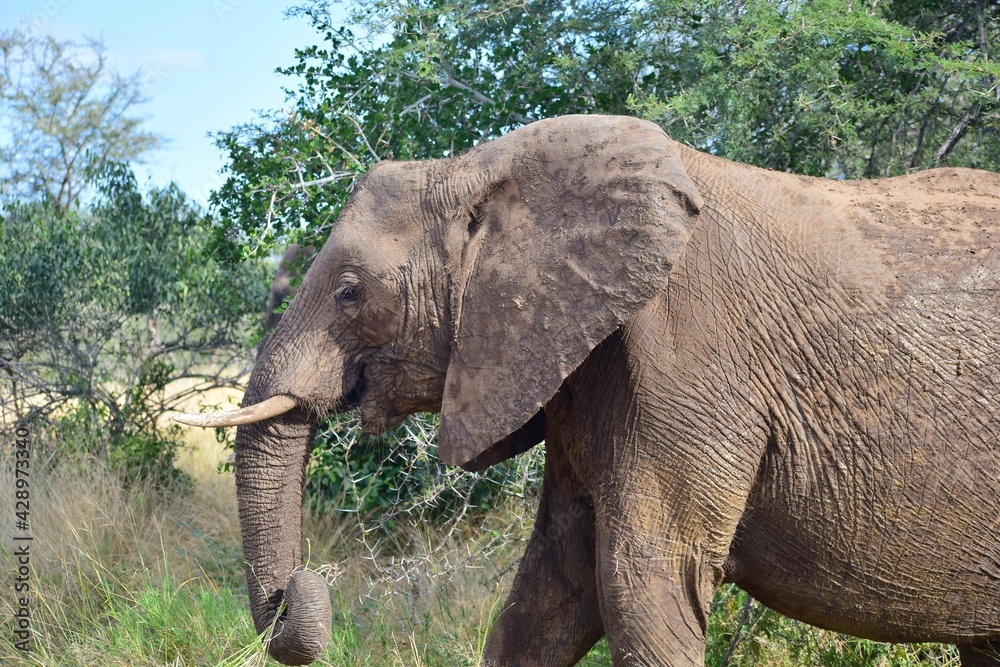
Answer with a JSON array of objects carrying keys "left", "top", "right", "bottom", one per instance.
[
  {"left": 0, "top": 447, "right": 962, "bottom": 667},
  {"left": 97, "top": 576, "right": 256, "bottom": 665}
]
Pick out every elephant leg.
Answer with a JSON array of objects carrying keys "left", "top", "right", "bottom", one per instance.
[
  {"left": 481, "top": 443, "right": 604, "bottom": 666},
  {"left": 960, "top": 642, "right": 1000, "bottom": 666},
  {"left": 594, "top": 514, "right": 718, "bottom": 667}
]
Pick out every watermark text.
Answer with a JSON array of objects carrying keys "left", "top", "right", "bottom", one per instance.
[{"left": 11, "top": 426, "right": 32, "bottom": 653}]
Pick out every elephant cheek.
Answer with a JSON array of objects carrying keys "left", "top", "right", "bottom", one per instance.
[
  {"left": 356, "top": 291, "right": 403, "bottom": 347},
  {"left": 359, "top": 395, "right": 407, "bottom": 434}
]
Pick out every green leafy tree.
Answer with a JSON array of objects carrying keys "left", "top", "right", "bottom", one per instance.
[
  {"left": 213, "top": 0, "right": 998, "bottom": 255},
  {"left": 0, "top": 29, "right": 266, "bottom": 484},
  {"left": 0, "top": 30, "right": 161, "bottom": 211},
  {"left": 211, "top": 0, "right": 643, "bottom": 254},
  {"left": 631, "top": 0, "right": 1000, "bottom": 177},
  {"left": 0, "top": 162, "right": 267, "bottom": 484}
]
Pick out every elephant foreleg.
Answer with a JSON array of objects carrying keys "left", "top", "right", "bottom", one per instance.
[
  {"left": 481, "top": 448, "right": 604, "bottom": 666},
  {"left": 960, "top": 642, "right": 1000, "bottom": 666},
  {"left": 594, "top": 514, "right": 719, "bottom": 667}
]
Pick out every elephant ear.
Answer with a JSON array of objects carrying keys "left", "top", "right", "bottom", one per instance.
[{"left": 438, "top": 115, "right": 702, "bottom": 467}]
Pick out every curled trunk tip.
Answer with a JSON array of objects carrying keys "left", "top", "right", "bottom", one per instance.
[{"left": 265, "top": 570, "right": 332, "bottom": 665}]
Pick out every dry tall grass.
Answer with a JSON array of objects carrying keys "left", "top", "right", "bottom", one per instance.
[{"left": 0, "top": 426, "right": 254, "bottom": 665}]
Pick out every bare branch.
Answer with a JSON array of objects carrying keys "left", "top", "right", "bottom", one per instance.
[
  {"left": 340, "top": 111, "right": 381, "bottom": 163},
  {"left": 403, "top": 68, "right": 534, "bottom": 126},
  {"left": 934, "top": 107, "right": 980, "bottom": 165},
  {"left": 401, "top": 93, "right": 435, "bottom": 117},
  {"left": 289, "top": 171, "right": 355, "bottom": 191}
]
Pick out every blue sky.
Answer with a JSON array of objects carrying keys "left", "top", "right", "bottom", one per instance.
[{"left": 2, "top": 1, "right": 344, "bottom": 205}]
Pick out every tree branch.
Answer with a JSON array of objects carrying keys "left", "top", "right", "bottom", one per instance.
[
  {"left": 289, "top": 171, "right": 354, "bottom": 190},
  {"left": 401, "top": 93, "right": 435, "bottom": 117},
  {"left": 439, "top": 70, "right": 533, "bottom": 126},
  {"left": 402, "top": 68, "right": 534, "bottom": 126},
  {"left": 934, "top": 107, "right": 980, "bottom": 165}
]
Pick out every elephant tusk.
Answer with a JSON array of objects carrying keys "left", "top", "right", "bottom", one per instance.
[{"left": 172, "top": 395, "right": 297, "bottom": 428}]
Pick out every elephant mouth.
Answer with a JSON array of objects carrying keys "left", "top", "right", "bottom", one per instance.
[{"left": 340, "top": 363, "right": 368, "bottom": 410}]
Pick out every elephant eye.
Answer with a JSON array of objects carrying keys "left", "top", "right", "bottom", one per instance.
[{"left": 336, "top": 282, "right": 362, "bottom": 305}]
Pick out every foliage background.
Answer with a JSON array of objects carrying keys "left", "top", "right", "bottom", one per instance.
[
  {"left": 1, "top": 2, "right": 997, "bottom": 664},
  {"left": 0, "top": 31, "right": 267, "bottom": 485},
  {"left": 213, "top": 0, "right": 999, "bottom": 257},
  {"left": 0, "top": 161, "right": 267, "bottom": 486}
]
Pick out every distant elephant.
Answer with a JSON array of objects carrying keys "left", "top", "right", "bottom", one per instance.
[
  {"left": 177, "top": 115, "right": 1000, "bottom": 666},
  {"left": 264, "top": 244, "right": 316, "bottom": 333}
]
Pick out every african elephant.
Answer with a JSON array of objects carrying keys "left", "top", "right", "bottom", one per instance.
[{"left": 177, "top": 115, "right": 1000, "bottom": 666}]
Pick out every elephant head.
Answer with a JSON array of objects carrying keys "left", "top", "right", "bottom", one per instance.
[{"left": 176, "top": 115, "right": 701, "bottom": 664}]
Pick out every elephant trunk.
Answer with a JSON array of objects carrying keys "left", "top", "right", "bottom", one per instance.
[{"left": 235, "top": 384, "right": 331, "bottom": 665}]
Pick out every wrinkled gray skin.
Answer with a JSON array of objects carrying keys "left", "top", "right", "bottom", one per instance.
[{"left": 233, "top": 115, "right": 1000, "bottom": 666}]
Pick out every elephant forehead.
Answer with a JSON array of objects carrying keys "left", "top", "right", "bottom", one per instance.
[
  {"left": 316, "top": 228, "right": 408, "bottom": 277},
  {"left": 346, "top": 162, "right": 429, "bottom": 232},
  {"left": 323, "top": 166, "right": 435, "bottom": 269}
]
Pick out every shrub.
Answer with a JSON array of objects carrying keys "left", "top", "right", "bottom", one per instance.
[
  {"left": 307, "top": 411, "right": 541, "bottom": 527},
  {"left": 0, "top": 160, "right": 267, "bottom": 486}
]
